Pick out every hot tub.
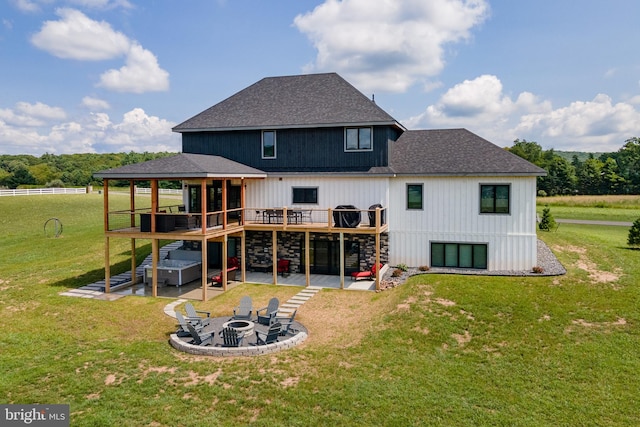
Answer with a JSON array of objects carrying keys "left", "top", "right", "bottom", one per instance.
[{"left": 144, "top": 259, "right": 202, "bottom": 287}]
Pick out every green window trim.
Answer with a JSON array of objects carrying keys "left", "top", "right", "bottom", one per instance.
[
  {"left": 407, "top": 183, "right": 423, "bottom": 210},
  {"left": 480, "top": 184, "right": 510, "bottom": 214}
]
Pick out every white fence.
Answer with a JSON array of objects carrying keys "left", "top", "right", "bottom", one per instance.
[
  {"left": 0, "top": 187, "right": 88, "bottom": 197},
  {"left": 135, "top": 187, "right": 183, "bottom": 195}
]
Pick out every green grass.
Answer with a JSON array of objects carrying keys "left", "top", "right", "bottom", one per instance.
[
  {"left": 537, "top": 195, "right": 640, "bottom": 222},
  {"left": 1, "top": 195, "right": 639, "bottom": 425}
]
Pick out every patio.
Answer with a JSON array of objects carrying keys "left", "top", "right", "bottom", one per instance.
[{"left": 169, "top": 313, "right": 308, "bottom": 357}]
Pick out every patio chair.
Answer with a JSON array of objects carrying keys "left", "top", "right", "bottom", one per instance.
[
  {"left": 184, "top": 302, "right": 211, "bottom": 327},
  {"left": 277, "top": 259, "right": 290, "bottom": 276},
  {"left": 256, "top": 322, "right": 282, "bottom": 345},
  {"left": 186, "top": 323, "right": 214, "bottom": 346},
  {"left": 350, "top": 263, "right": 382, "bottom": 281},
  {"left": 233, "top": 296, "right": 253, "bottom": 320},
  {"left": 256, "top": 297, "right": 279, "bottom": 325},
  {"left": 219, "top": 327, "right": 245, "bottom": 347},
  {"left": 275, "top": 309, "right": 298, "bottom": 336},
  {"left": 175, "top": 311, "right": 204, "bottom": 337}
]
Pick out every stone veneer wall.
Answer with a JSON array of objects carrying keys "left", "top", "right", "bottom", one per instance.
[{"left": 245, "top": 231, "right": 388, "bottom": 273}]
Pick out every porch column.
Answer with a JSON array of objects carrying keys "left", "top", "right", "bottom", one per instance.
[
  {"left": 151, "top": 179, "right": 158, "bottom": 232},
  {"left": 272, "top": 230, "right": 278, "bottom": 285},
  {"left": 103, "top": 180, "right": 110, "bottom": 292},
  {"left": 222, "top": 178, "right": 228, "bottom": 229},
  {"left": 375, "top": 232, "right": 381, "bottom": 291},
  {"left": 200, "top": 179, "right": 207, "bottom": 233},
  {"left": 151, "top": 238, "right": 158, "bottom": 298},
  {"left": 201, "top": 237, "right": 208, "bottom": 301},
  {"left": 104, "top": 236, "right": 110, "bottom": 293},
  {"left": 240, "top": 178, "right": 246, "bottom": 225},
  {"left": 130, "top": 180, "right": 136, "bottom": 284},
  {"left": 241, "top": 230, "right": 246, "bottom": 283},
  {"left": 222, "top": 235, "right": 228, "bottom": 291},
  {"left": 339, "top": 232, "right": 345, "bottom": 289},
  {"left": 305, "top": 231, "right": 310, "bottom": 287}
]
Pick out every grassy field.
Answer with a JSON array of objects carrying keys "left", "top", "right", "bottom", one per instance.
[
  {"left": 1, "top": 194, "right": 638, "bottom": 426},
  {"left": 537, "top": 195, "right": 640, "bottom": 222}
]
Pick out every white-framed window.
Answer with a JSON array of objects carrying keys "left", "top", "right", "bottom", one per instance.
[
  {"left": 345, "top": 127, "right": 372, "bottom": 151},
  {"left": 262, "top": 130, "right": 276, "bottom": 159}
]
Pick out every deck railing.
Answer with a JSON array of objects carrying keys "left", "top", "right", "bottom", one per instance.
[{"left": 106, "top": 205, "right": 386, "bottom": 232}]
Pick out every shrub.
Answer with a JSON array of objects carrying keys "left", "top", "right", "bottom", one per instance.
[
  {"left": 537, "top": 190, "right": 547, "bottom": 197},
  {"left": 396, "top": 263, "right": 408, "bottom": 272},
  {"left": 628, "top": 218, "right": 640, "bottom": 247},
  {"left": 538, "top": 205, "right": 557, "bottom": 231},
  {"left": 391, "top": 269, "right": 403, "bottom": 277},
  {"left": 418, "top": 265, "right": 430, "bottom": 271},
  {"left": 532, "top": 266, "right": 544, "bottom": 274},
  {"left": 45, "top": 179, "right": 65, "bottom": 188}
]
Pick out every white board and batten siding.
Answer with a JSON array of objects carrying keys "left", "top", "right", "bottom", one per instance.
[
  {"left": 387, "top": 176, "right": 539, "bottom": 271},
  {"left": 245, "top": 176, "right": 390, "bottom": 213},
  {"left": 245, "top": 175, "right": 539, "bottom": 272}
]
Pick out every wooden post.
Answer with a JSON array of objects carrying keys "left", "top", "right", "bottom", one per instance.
[
  {"left": 151, "top": 238, "right": 158, "bottom": 298},
  {"left": 339, "top": 232, "right": 344, "bottom": 289},
  {"left": 222, "top": 179, "right": 227, "bottom": 229},
  {"left": 151, "top": 179, "right": 158, "bottom": 232},
  {"left": 375, "top": 232, "right": 381, "bottom": 292},
  {"left": 130, "top": 180, "right": 136, "bottom": 284},
  {"left": 104, "top": 236, "right": 110, "bottom": 293},
  {"left": 272, "top": 230, "right": 278, "bottom": 285},
  {"left": 200, "top": 179, "right": 207, "bottom": 233},
  {"left": 201, "top": 237, "right": 208, "bottom": 301},
  {"left": 240, "top": 178, "right": 246, "bottom": 226},
  {"left": 305, "top": 231, "right": 310, "bottom": 287},
  {"left": 241, "top": 230, "right": 246, "bottom": 283}
]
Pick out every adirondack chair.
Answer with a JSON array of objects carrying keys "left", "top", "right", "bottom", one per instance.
[
  {"left": 256, "top": 322, "right": 282, "bottom": 345},
  {"left": 175, "top": 311, "right": 204, "bottom": 337},
  {"left": 219, "top": 327, "right": 245, "bottom": 347},
  {"left": 275, "top": 310, "right": 297, "bottom": 336},
  {"left": 233, "top": 296, "right": 253, "bottom": 320},
  {"left": 185, "top": 302, "right": 211, "bottom": 327},
  {"left": 186, "top": 323, "right": 214, "bottom": 346},
  {"left": 256, "top": 297, "right": 279, "bottom": 325}
]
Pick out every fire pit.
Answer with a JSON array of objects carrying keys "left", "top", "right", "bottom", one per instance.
[{"left": 222, "top": 320, "right": 255, "bottom": 337}]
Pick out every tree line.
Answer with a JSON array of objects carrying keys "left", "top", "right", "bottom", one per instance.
[
  {"left": 0, "top": 151, "right": 176, "bottom": 189},
  {"left": 2, "top": 137, "right": 640, "bottom": 195},
  {"left": 508, "top": 137, "right": 640, "bottom": 196}
]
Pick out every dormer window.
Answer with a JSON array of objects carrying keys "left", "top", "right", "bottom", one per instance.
[
  {"left": 345, "top": 127, "right": 372, "bottom": 151},
  {"left": 262, "top": 130, "right": 276, "bottom": 159}
]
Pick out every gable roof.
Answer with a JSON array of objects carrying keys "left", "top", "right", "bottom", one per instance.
[
  {"left": 172, "top": 73, "right": 404, "bottom": 132},
  {"left": 94, "top": 153, "right": 266, "bottom": 180},
  {"left": 388, "top": 129, "right": 547, "bottom": 176}
]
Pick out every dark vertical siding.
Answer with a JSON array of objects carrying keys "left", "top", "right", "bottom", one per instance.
[{"left": 181, "top": 126, "right": 401, "bottom": 172}]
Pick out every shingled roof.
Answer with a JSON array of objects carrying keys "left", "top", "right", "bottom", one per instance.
[
  {"left": 388, "top": 129, "right": 547, "bottom": 176},
  {"left": 172, "top": 73, "right": 404, "bottom": 132},
  {"left": 94, "top": 153, "right": 266, "bottom": 179}
]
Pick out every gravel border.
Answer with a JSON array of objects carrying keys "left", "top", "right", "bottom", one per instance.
[{"left": 380, "top": 239, "right": 565, "bottom": 289}]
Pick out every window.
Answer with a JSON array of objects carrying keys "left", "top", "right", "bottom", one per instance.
[
  {"left": 480, "top": 184, "right": 510, "bottom": 214},
  {"left": 431, "top": 242, "right": 487, "bottom": 269},
  {"left": 292, "top": 187, "right": 318, "bottom": 204},
  {"left": 345, "top": 127, "right": 372, "bottom": 151},
  {"left": 407, "top": 184, "right": 423, "bottom": 210},
  {"left": 262, "top": 130, "right": 276, "bottom": 159}
]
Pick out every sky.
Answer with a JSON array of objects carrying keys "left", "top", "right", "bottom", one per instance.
[{"left": 1, "top": 0, "right": 640, "bottom": 156}]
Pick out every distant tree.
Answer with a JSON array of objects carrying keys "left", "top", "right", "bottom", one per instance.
[
  {"left": 628, "top": 218, "right": 640, "bottom": 247},
  {"left": 509, "top": 139, "right": 544, "bottom": 165},
  {"left": 576, "top": 157, "right": 603, "bottom": 194},
  {"left": 600, "top": 157, "right": 625, "bottom": 194},
  {"left": 538, "top": 206, "right": 557, "bottom": 231},
  {"left": 45, "top": 179, "right": 65, "bottom": 188}
]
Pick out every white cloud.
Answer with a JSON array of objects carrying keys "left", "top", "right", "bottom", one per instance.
[
  {"left": 30, "top": 8, "right": 169, "bottom": 93},
  {"left": 98, "top": 43, "right": 170, "bottom": 93},
  {"left": 12, "top": 0, "right": 40, "bottom": 13},
  {"left": 81, "top": 96, "right": 110, "bottom": 110},
  {"left": 31, "top": 8, "right": 130, "bottom": 60},
  {"left": 294, "top": 0, "right": 489, "bottom": 93},
  {"left": 0, "top": 105, "right": 179, "bottom": 155},
  {"left": 406, "top": 74, "right": 640, "bottom": 152},
  {"left": 13, "top": 0, "right": 132, "bottom": 12},
  {"left": 0, "top": 101, "right": 67, "bottom": 127}
]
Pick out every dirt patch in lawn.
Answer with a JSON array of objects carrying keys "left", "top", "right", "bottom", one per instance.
[
  {"left": 299, "top": 288, "right": 397, "bottom": 348},
  {"left": 553, "top": 244, "right": 621, "bottom": 285}
]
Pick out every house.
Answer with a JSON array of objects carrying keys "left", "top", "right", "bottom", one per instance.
[{"left": 95, "top": 73, "right": 546, "bottom": 300}]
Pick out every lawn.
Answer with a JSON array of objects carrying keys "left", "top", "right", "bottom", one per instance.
[
  {"left": 537, "top": 195, "right": 640, "bottom": 222},
  {"left": 1, "top": 194, "right": 638, "bottom": 426}
]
